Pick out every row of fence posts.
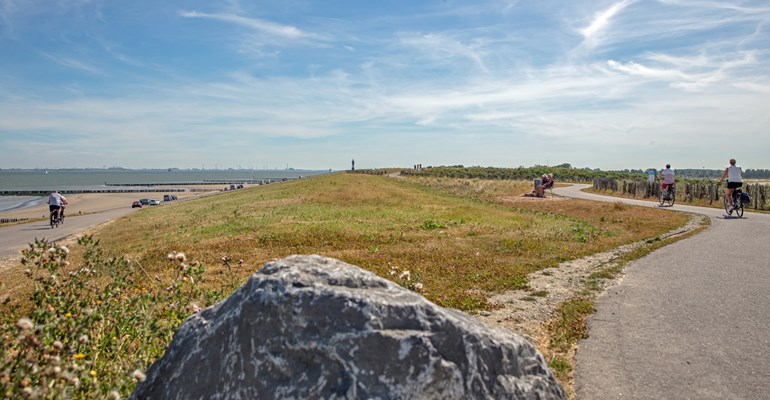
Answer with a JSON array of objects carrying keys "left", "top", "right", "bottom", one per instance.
[{"left": 593, "top": 179, "right": 769, "bottom": 211}]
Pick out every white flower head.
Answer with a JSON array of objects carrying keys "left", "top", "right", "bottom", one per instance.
[
  {"left": 399, "top": 270, "right": 411, "bottom": 281},
  {"left": 15, "top": 317, "right": 34, "bottom": 331},
  {"left": 58, "top": 245, "right": 69, "bottom": 255},
  {"left": 132, "top": 369, "right": 147, "bottom": 382}
]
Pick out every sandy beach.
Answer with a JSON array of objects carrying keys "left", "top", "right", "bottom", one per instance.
[{"left": 0, "top": 185, "right": 229, "bottom": 221}]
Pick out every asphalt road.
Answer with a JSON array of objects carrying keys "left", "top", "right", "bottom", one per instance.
[
  {"left": 555, "top": 185, "right": 770, "bottom": 400},
  {"left": 0, "top": 207, "right": 138, "bottom": 262}
]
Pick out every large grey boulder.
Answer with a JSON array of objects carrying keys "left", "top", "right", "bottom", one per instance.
[{"left": 130, "top": 255, "right": 565, "bottom": 399}]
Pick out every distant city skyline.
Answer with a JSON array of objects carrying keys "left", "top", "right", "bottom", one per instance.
[{"left": 1, "top": 1, "right": 769, "bottom": 171}]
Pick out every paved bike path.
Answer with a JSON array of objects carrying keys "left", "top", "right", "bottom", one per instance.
[
  {"left": 0, "top": 208, "right": 138, "bottom": 264},
  {"left": 555, "top": 185, "right": 770, "bottom": 399}
]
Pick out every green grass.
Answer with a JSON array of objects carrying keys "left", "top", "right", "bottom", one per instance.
[
  {"left": 0, "top": 172, "right": 693, "bottom": 398},
  {"left": 85, "top": 173, "right": 687, "bottom": 312}
]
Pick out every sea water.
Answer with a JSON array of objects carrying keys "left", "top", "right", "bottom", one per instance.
[{"left": 0, "top": 168, "right": 330, "bottom": 211}]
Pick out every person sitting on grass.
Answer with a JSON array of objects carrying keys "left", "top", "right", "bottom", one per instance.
[{"left": 534, "top": 174, "right": 554, "bottom": 197}]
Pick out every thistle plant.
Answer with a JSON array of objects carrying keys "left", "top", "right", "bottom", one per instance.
[{"left": 0, "top": 236, "right": 225, "bottom": 399}]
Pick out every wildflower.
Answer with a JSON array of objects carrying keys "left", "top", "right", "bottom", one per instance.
[
  {"left": 108, "top": 391, "right": 121, "bottom": 400},
  {"left": 53, "top": 340, "right": 63, "bottom": 350},
  {"left": 74, "top": 353, "right": 85, "bottom": 360},
  {"left": 186, "top": 303, "right": 202, "bottom": 314},
  {"left": 65, "top": 312, "right": 72, "bottom": 318},
  {"left": 132, "top": 369, "right": 147, "bottom": 382},
  {"left": 48, "top": 247, "right": 57, "bottom": 254},
  {"left": 58, "top": 245, "right": 69, "bottom": 255},
  {"left": 24, "top": 269, "right": 32, "bottom": 276},
  {"left": 389, "top": 269, "right": 396, "bottom": 276},
  {"left": 239, "top": 259, "right": 244, "bottom": 264},
  {"left": 414, "top": 283, "right": 424, "bottom": 292},
  {"left": 15, "top": 317, "right": 34, "bottom": 331},
  {"left": 399, "top": 270, "right": 411, "bottom": 281},
  {"left": 52, "top": 366, "right": 62, "bottom": 376},
  {"left": 78, "top": 335, "right": 89, "bottom": 344},
  {"left": 175, "top": 252, "right": 186, "bottom": 263},
  {"left": 90, "top": 370, "right": 97, "bottom": 377}
]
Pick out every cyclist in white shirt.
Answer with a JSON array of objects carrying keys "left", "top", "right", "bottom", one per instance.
[
  {"left": 718, "top": 159, "right": 743, "bottom": 210},
  {"left": 660, "top": 164, "right": 675, "bottom": 193},
  {"left": 47, "top": 191, "right": 68, "bottom": 222}
]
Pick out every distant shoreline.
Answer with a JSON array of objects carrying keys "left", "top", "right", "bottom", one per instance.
[{"left": 0, "top": 196, "right": 45, "bottom": 213}]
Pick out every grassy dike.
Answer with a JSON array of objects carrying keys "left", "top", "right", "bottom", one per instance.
[
  {"left": 1, "top": 172, "right": 691, "bottom": 397},
  {"left": 97, "top": 173, "right": 688, "bottom": 311}
]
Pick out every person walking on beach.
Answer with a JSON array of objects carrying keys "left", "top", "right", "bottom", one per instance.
[{"left": 718, "top": 159, "right": 743, "bottom": 211}]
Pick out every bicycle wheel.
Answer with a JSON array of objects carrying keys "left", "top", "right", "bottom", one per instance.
[
  {"left": 659, "top": 190, "right": 666, "bottom": 206},
  {"left": 734, "top": 198, "right": 744, "bottom": 218},
  {"left": 666, "top": 189, "right": 675, "bottom": 207},
  {"left": 723, "top": 195, "right": 732, "bottom": 215}
]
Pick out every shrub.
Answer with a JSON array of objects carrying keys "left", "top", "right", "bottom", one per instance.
[{"left": 0, "top": 236, "right": 230, "bottom": 398}]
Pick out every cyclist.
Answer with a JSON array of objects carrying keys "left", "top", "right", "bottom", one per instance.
[
  {"left": 58, "top": 193, "right": 68, "bottom": 222},
  {"left": 48, "top": 190, "right": 65, "bottom": 224},
  {"left": 718, "top": 158, "right": 743, "bottom": 210},
  {"left": 659, "top": 164, "right": 675, "bottom": 198}
]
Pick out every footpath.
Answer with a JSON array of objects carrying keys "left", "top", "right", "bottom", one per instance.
[{"left": 556, "top": 185, "right": 770, "bottom": 400}]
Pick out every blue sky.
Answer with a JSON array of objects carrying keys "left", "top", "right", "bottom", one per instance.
[{"left": 1, "top": 0, "right": 769, "bottom": 171}]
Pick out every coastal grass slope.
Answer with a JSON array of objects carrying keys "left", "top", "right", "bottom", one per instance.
[{"left": 93, "top": 172, "right": 687, "bottom": 311}]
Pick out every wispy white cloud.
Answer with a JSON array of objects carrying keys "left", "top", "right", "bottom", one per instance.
[
  {"left": 39, "top": 52, "right": 102, "bottom": 74},
  {"left": 733, "top": 81, "right": 770, "bottom": 93},
  {"left": 579, "top": 0, "right": 636, "bottom": 45},
  {"left": 608, "top": 50, "right": 760, "bottom": 91},
  {"left": 397, "top": 32, "right": 490, "bottom": 73},
  {"left": 180, "top": 10, "right": 309, "bottom": 39}
]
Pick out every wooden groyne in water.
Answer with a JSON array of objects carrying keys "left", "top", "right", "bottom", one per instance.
[
  {"left": 1, "top": 177, "right": 298, "bottom": 196},
  {"left": 0, "top": 218, "right": 30, "bottom": 224},
  {"left": 0, "top": 188, "right": 189, "bottom": 196},
  {"left": 104, "top": 178, "right": 294, "bottom": 186}
]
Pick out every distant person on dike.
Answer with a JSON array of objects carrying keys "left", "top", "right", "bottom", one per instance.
[
  {"left": 534, "top": 173, "right": 553, "bottom": 197},
  {"left": 719, "top": 158, "right": 743, "bottom": 209},
  {"left": 48, "top": 190, "right": 67, "bottom": 220},
  {"left": 659, "top": 164, "right": 675, "bottom": 193}
]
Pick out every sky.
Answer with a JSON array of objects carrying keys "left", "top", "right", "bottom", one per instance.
[{"left": 1, "top": 0, "right": 769, "bottom": 171}]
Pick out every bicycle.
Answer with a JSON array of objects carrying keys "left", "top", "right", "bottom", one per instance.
[
  {"left": 50, "top": 208, "right": 62, "bottom": 228},
  {"left": 659, "top": 185, "right": 675, "bottom": 207},
  {"left": 723, "top": 188, "right": 744, "bottom": 218}
]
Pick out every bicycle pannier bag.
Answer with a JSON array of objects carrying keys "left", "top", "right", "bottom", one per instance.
[{"left": 741, "top": 191, "right": 750, "bottom": 204}]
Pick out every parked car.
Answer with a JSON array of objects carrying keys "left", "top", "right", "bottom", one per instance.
[
  {"left": 132, "top": 201, "right": 142, "bottom": 208},
  {"left": 140, "top": 199, "right": 150, "bottom": 205},
  {"left": 148, "top": 199, "right": 161, "bottom": 205},
  {"left": 163, "top": 194, "right": 172, "bottom": 202},
  {"left": 171, "top": 194, "right": 178, "bottom": 200}
]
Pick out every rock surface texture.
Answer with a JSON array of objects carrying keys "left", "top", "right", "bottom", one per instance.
[{"left": 130, "top": 255, "right": 565, "bottom": 400}]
